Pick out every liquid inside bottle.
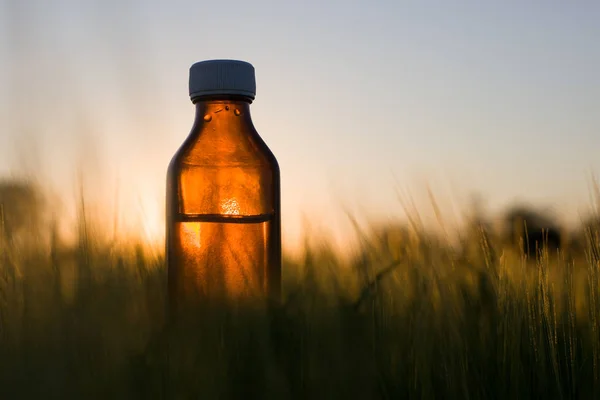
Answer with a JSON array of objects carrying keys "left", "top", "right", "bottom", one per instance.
[
  {"left": 166, "top": 60, "right": 281, "bottom": 317},
  {"left": 172, "top": 214, "right": 273, "bottom": 299}
]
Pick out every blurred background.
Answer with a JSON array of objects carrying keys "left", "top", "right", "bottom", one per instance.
[
  {"left": 1, "top": 0, "right": 599, "bottom": 254},
  {"left": 3, "top": 3, "right": 600, "bottom": 398}
]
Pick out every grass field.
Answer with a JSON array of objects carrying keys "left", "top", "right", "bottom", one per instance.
[{"left": 1, "top": 187, "right": 600, "bottom": 399}]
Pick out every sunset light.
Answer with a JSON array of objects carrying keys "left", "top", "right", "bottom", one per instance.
[
  {"left": 1, "top": 1, "right": 599, "bottom": 397},
  {"left": 220, "top": 197, "right": 241, "bottom": 215},
  {"left": 138, "top": 196, "right": 165, "bottom": 247}
]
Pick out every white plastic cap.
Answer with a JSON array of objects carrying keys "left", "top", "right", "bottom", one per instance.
[{"left": 189, "top": 59, "right": 256, "bottom": 101}]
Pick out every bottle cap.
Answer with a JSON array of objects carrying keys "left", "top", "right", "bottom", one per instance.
[{"left": 189, "top": 59, "right": 256, "bottom": 101}]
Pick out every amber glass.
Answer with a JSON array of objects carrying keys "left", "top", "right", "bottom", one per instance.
[{"left": 166, "top": 96, "right": 281, "bottom": 316}]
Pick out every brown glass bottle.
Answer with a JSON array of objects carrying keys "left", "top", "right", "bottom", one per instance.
[{"left": 166, "top": 60, "right": 281, "bottom": 317}]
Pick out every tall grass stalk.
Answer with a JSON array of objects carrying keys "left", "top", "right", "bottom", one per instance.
[{"left": 0, "top": 196, "right": 599, "bottom": 398}]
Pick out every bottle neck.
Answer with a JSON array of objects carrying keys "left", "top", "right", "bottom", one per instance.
[{"left": 192, "top": 96, "right": 254, "bottom": 131}]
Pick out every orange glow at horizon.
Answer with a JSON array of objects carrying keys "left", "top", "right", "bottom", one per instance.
[
  {"left": 117, "top": 187, "right": 357, "bottom": 257},
  {"left": 139, "top": 196, "right": 166, "bottom": 247}
]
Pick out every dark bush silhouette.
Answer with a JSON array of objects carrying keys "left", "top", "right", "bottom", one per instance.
[
  {"left": 0, "top": 180, "right": 44, "bottom": 241},
  {"left": 500, "top": 205, "right": 562, "bottom": 258}
]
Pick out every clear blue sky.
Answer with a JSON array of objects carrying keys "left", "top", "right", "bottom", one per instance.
[{"left": 1, "top": 1, "right": 599, "bottom": 250}]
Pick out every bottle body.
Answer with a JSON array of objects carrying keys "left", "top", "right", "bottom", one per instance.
[{"left": 166, "top": 98, "right": 281, "bottom": 315}]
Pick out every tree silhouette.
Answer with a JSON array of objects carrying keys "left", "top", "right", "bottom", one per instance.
[{"left": 500, "top": 205, "right": 562, "bottom": 258}]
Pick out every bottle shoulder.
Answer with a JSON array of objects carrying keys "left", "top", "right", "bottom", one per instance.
[{"left": 169, "top": 125, "right": 278, "bottom": 170}]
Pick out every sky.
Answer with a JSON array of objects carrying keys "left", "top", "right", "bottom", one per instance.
[{"left": 0, "top": 1, "right": 599, "bottom": 253}]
